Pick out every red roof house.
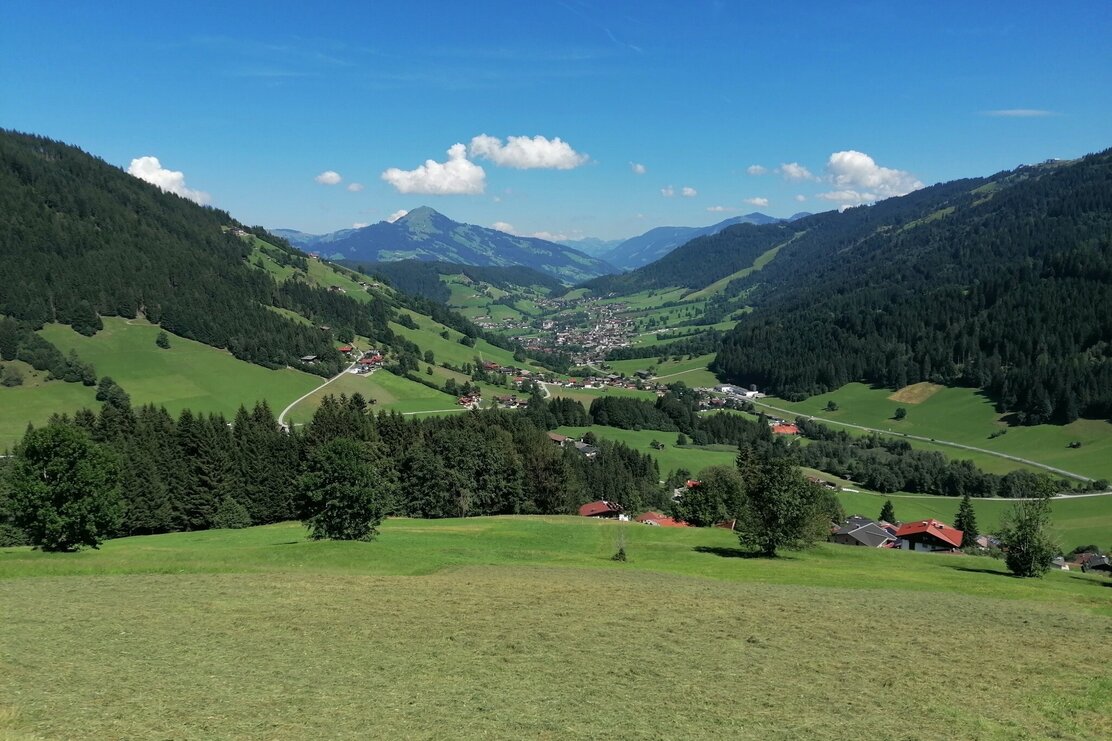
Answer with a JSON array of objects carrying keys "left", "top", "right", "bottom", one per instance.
[
  {"left": 578, "top": 500, "right": 623, "bottom": 518},
  {"left": 895, "top": 519, "right": 963, "bottom": 552},
  {"left": 635, "top": 511, "right": 689, "bottom": 528},
  {"left": 772, "top": 423, "right": 801, "bottom": 435},
  {"left": 338, "top": 345, "right": 353, "bottom": 353}
]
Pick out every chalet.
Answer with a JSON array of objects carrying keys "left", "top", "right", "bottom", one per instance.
[
  {"left": 832, "top": 517, "right": 897, "bottom": 548},
  {"left": 635, "top": 511, "right": 688, "bottom": 528},
  {"left": 772, "top": 423, "right": 801, "bottom": 435},
  {"left": 634, "top": 369, "right": 654, "bottom": 380},
  {"left": 457, "top": 394, "right": 481, "bottom": 407},
  {"left": 300, "top": 355, "right": 318, "bottom": 363},
  {"left": 327, "top": 285, "right": 346, "bottom": 293},
  {"left": 482, "top": 361, "right": 501, "bottom": 371},
  {"left": 357, "top": 355, "right": 382, "bottom": 367},
  {"left": 672, "top": 479, "right": 702, "bottom": 499},
  {"left": 806, "top": 475, "right": 838, "bottom": 490},
  {"left": 547, "top": 432, "right": 568, "bottom": 447},
  {"left": 573, "top": 440, "right": 600, "bottom": 458},
  {"left": 1081, "top": 555, "right": 1112, "bottom": 574},
  {"left": 895, "top": 519, "right": 963, "bottom": 552},
  {"left": 579, "top": 500, "right": 623, "bottom": 518},
  {"left": 338, "top": 345, "right": 354, "bottom": 354}
]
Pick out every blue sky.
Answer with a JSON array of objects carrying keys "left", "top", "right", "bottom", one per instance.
[{"left": 2, "top": 1, "right": 1110, "bottom": 240}]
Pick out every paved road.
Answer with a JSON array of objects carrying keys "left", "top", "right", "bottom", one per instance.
[
  {"left": 749, "top": 399, "right": 1099, "bottom": 485},
  {"left": 278, "top": 360, "right": 359, "bottom": 427}
]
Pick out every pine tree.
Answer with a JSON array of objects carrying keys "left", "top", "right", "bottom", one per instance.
[
  {"left": 953, "top": 493, "right": 979, "bottom": 547},
  {"left": 879, "top": 499, "right": 896, "bottom": 524}
]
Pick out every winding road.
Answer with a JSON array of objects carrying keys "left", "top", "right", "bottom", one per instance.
[
  {"left": 748, "top": 399, "right": 1101, "bottom": 485},
  {"left": 278, "top": 360, "right": 359, "bottom": 428}
]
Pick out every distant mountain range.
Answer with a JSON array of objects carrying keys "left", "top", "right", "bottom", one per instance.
[
  {"left": 594, "top": 212, "right": 810, "bottom": 271},
  {"left": 272, "top": 207, "right": 616, "bottom": 284},
  {"left": 557, "top": 236, "right": 624, "bottom": 257}
]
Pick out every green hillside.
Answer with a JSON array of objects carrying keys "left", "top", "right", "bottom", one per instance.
[
  {"left": 758, "top": 383, "right": 1112, "bottom": 481},
  {"left": 2, "top": 518, "right": 1109, "bottom": 739},
  {"left": 1, "top": 318, "right": 319, "bottom": 447}
]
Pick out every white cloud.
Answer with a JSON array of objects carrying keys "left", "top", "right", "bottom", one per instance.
[
  {"left": 352, "top": 222, "right": 369, "bottom": 229},
  {"left": 795, "top": 194, "right": 807, "bottom": 203},
  {"left": 983, "top": 108, "right": 1055, "bottom": 117},
  {"left": 381, "top": 144, "right": 486, "bottom": 195},
  {"left": 706, "top": 205, "right": 736, "bottom": 213},
  {"left": 743, "top": 197, "right": 769, "bottom": 207},
  {"left": 127, "top": 156, "right": 211, "bottom": 205},
  {"left": 469, "top": 134, "right": 588, "bottom": 169},
  {"left": 315, "top": 170, "right": 343, "bottom": 185},
  {"left": 386, "top": 209, "right": 408, "bottom": 223},
  {"left": 746, "top": 164, "right": 767, "bottom": 176},
  {"left": 661, "top": 185, "right": 675, "bottom": 197},
  {"left": 532, "top": 230, "right": 569, "bottom": 242},
  {"left": 816, "top": 150, "right": 923, "bottom": 206},
  {"left": 681, "top": 186, "right": 697, "bottom": 198},
  {"left": 491, "top": 221, "right": 516, "bottom": 233},
  {"left": 630, "top": 162, "right": 647, "bottom": 175},
  {"left": 346, "top": 182, "right": 365, "bottom": 192},
  {"left": 777, "top": 162, "right": 818, "bottom": 182}
]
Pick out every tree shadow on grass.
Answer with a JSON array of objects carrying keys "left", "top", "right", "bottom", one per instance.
[
  {"left": 693, "top": 546, "right": 793, "bottom": 560},
  {"left": 1069, "top": 574, "right": 1112, "bottom": 588},
  {"left": 950, "top": 566, "right": 1020, "bottom": 578}
]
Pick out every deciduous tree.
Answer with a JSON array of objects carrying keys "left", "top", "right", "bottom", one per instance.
[{"left": 8, "top": 423, "right": 121, "bottom": 551}]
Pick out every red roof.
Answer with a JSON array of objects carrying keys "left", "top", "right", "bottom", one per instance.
[
  {"left": 685, "top": 479, "right": 701, "bottom": 489},
  {"left": 547, "top": 432, "right": 568, "bottom": 442},
  {"left": 635, "top": 511, "right": 688, "bottom": 527},
  {"left": 772, "top": 423, "right": 801, "bottom": 435},
  {"left": 338, "top": 345, "right": 353, "bottom": 352},
  {"left": 895, "top": 519, "right": 963, "bottom": 549},
  {"left": 578, "top": 500, "right": 623, "bottom": 517}
]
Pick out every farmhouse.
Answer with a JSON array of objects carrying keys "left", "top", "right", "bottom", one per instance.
[
  {"left": 832, "top": 517, "right": 897, "bottom": 548},
  {"left": 895, "top": 519, "right": 963, "bottom": 553},
  {"left": 1082, "top": 555, "right": 1112, "bottom": 574},
  {"left": 635, "top": 511, "right": 688, "bottom": 528},
  {"left": 547, "top": 432, "right": 568, "bottom": 447},
  {"left": 771, "top": 423, "right": 801, "bottom": 435},
  {"left": 579, "top": 500, "right": 623, "bottom": 518}
]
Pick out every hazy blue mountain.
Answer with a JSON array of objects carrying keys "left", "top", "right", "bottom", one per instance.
[
  {"left": 277, "top": 207, "right": 616, "bottom": 284},
  {"left": 558, "top": 236, "right": 625, "bottom": 256},
  {"left": 598, "top": 212, "right": 794, "bottom": 270}
]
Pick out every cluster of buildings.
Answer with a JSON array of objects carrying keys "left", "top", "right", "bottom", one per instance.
[
  {"left": 547, "top": 432, "right": 600, "bottom": 459},
  {"left": 831, "top": 516, "right": 965, "bottom": 552}
]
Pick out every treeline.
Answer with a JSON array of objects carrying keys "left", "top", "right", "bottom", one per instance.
[
  {"left": 0, "top": 392, "right": 667, "bottom": 545},
  {"left": 605, "top": 330, "right": 723, "bottom": 361},
  {"left": 573, "top": 385, "right": 1095, "bottom": 498},
  {"left": 791, "top": 418, "right": 1103, "bottom": 497},
  {"left": 0, "top": 317, "right": 96, "bottom": 385},
  {"left": 713, "top": 150, "right": 1112, "bottom": 424},
  {"left": 0, "top": 130, "right": 384, "bottom": 377}
]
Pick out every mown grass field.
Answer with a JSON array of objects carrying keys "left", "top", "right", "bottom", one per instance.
[
  {"left": 2, "top": 518, "right": 1109, "bottom": 740},
  {"left": 761, "top": 382, "right": 1112, "bottom": 480},
  {"left": 5, "top": 319, "right": 320, "bottom": 445}
]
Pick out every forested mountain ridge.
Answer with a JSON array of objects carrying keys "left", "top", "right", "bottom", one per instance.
[
  {"left": 277, "top": 206, "right": 617, "bottom": 284},
  {"left": 335, "top": 259, "right": 561, "bottom": 304},
  {"left": 710, "top": 150, "right": 1112, "bottom": 424},
  {"left": 596, "top": 212, "right": 794, "bottom": 271},
  {"left": 0, "top": 130, "right": 404, "bottom": 378}
]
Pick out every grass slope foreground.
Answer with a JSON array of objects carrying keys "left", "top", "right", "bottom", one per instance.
[{"left": 2, "top": 517, "right": 1111, "bottom": 740}]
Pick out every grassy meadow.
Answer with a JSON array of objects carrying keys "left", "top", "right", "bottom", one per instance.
[
  {"left": 2, "top": 517, "right": 1110, "bottom": 740},
  {"left": 759, "top": 382, "right": 1112, "bottom": 481},
  {"left": 1, "top": 319, "right": 320, "bottom": 447}
]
